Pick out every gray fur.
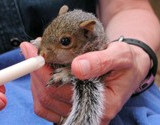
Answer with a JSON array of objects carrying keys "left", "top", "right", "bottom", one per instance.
[{"left": 64, "top": 78, "right": 105, "bottom": 125}]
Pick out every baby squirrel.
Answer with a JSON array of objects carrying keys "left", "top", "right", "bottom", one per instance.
[{"left": 37, "top": 5, "right": 108, "bottom": 125}]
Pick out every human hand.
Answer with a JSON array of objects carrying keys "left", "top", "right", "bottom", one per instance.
[
  {"left": 20, "top": 38, "right": 72, "bottom": 123},
  {"left": 71, "top": 41, "right": 151, "bottom": 125},
  {"left": 20, "top": 38, "right": 151, "bottom": 125},
  {"left": 0, "top": 85, "right": 7, "bottom": 110}
]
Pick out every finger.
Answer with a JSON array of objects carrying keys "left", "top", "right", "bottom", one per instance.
[
  {"left": 32, "top": 72, "right": 73, "bottom": 104},
  {"left": 0, "top": 85, "right": 5, "bottom": 94},
  {"left": 20, "top": 42, "right": 38, "bottom": 59},
  {"left": 0, "top": 92, "right": 7, "bottom": 110},
  {"left": 31, "top": 74, "right": 72, "bottom": 116},
  {"left": 33, "top": 94, "right": 63, "bottom": 123},
  {"left": 49, "top": 84, "right": 73, "bottom": 104},
  {"left": 32, "top": 65, "right": 52, "bottom": 84},
  {"left": 20, "top": 39, "right": 53, "bottom": 80},
  {"left": 32, "top": 70, "right": 73, "bottom": 103},
  {"left": 72, "top": 42, "right": 133, "bottom": 79}
]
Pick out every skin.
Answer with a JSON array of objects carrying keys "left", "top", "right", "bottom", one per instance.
[
  {"left": 1, "top": 0, "right": 160, "bottom": 125},
  {"left": 0, "top": 86, "right": 7, "bottom": 110}
]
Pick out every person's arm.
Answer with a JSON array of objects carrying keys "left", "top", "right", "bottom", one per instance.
[
  {"left": 99, "top": 0, "right": 160, "bottom": 52},
  {"left": 72, "top": 0, "right": 160, "bottom": 79},
  {"left": 71, "top": 0, "right": 160, "bottom": 124}
]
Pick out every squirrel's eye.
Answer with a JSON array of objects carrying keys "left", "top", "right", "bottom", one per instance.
[{"left": 60, "top": 37, "right": 71, "bottom": 46}]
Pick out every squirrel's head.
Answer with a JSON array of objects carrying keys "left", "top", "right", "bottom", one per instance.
[{"left": 38, "top": 5, "right": 105, "bottom": 65}]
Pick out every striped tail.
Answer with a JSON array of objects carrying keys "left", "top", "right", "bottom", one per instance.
[{"left": 64, "top": 78, "right": 105, "bottom": 125}]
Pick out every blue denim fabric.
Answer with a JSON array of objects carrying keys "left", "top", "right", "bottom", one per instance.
[
  {"left": 0, "top": 0, "right": 96, "bottom": 54},
  {"left": 0, "top": 0, "right": 27, "bottom": 54}
]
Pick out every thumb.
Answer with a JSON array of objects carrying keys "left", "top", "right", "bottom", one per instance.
[
  {"left": 20, "top": 42, "right": 37, "bottom": 59},
  {"left": 20, "top": 37, "right": 41, "bottom": 59},
  {"left": 71, "top": 42, "right": 132, "bottom": 80},
  {"left": 72, "top": 50, "right": 112, "bottom": 80}
]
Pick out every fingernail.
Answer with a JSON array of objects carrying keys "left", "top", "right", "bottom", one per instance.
[{"left": 77, "top": 60, "right": 91, "bottom": 76}]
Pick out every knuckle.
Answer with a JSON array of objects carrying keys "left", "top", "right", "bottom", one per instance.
[
  {"left": 124, "top": 53, "right": 134, "bottom": 67},
  {"left": 119, "top": 43, "right": 135, "bottom": 67},
  {"left": 108, "top": 42, "right": 135, "bottom": 69}
]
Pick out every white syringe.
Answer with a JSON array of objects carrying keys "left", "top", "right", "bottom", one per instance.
[{"left": 0, "top": 56, "right": 45, "bottom": 85}]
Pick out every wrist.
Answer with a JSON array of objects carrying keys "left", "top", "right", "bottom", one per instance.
[
  {"left": 130, "top": 45, "right": 151, "bottom": 79},
  {"left": 111, "top": 37, "right": 158, "bottom": 95},
  {"left": 131, "top": 45, "right": 155, "bottom": 95}
]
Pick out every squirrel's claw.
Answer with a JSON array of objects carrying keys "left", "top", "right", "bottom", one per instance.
[{"left": 46, "top": 67, "right": 72, "bottom": 87}]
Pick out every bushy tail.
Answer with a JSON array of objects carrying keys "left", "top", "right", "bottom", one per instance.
[{"left": 64, "top": 78, "right": 105, "bottom": 125}]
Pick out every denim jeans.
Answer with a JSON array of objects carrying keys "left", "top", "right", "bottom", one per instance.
[{"left": 0, "top": 0, "right": 96, "bottom": 54}]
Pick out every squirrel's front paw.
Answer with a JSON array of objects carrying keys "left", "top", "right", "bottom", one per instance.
[{"left": 46, "top": 67, "right": 72, "bottom": 87}]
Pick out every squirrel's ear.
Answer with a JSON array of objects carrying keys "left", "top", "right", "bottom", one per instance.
[
  {"left": 58, "top": 5, "right": 69, "bottom": 15},
  {"left": 79, "top": 20, "right": 96, "bottom": 32}
]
